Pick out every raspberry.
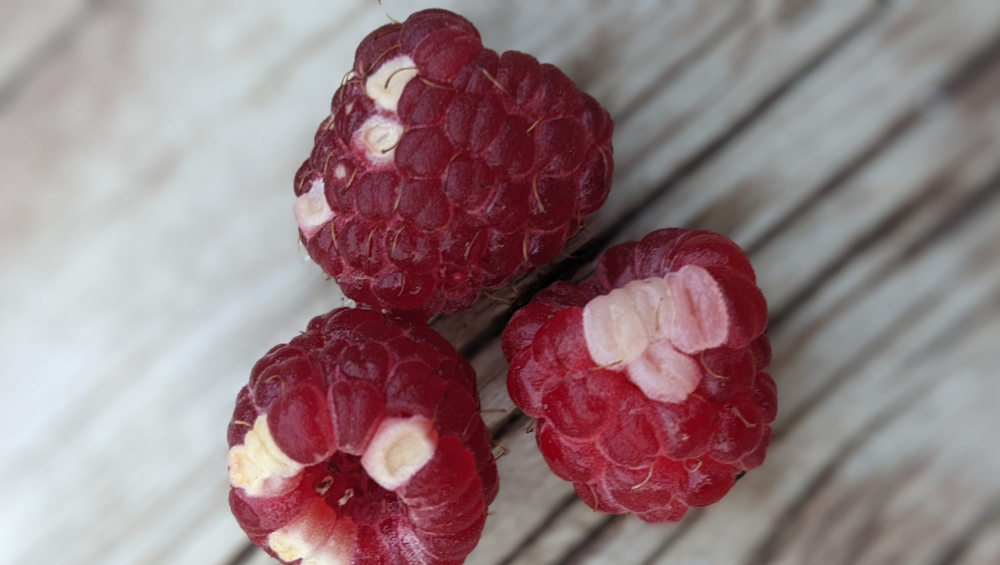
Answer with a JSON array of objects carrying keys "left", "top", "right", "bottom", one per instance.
[
  {"left": 501, "top": 229, "right": 773, "bottom": 522},
  {"left": 294, "top": 9, "right": 614, "bottom": 316},
  {"left": 227, "top": 308, "right": 499, "bottom": 564}
]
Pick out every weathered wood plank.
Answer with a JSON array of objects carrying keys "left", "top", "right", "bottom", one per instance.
[
  {"left": 761, "top": 73, "right": 1000, "bottom": 430},
  {"left": 0, "top": 2, "right": 774, "bottom": 564},
  {"left": 431, "top": 0, "right": 877, "bottom": 350},
  {"left": 361, "top": 2, "right": 1000, "bottom": 564},
  {"left": 616, "top": 0, "right": 1000, "bottom": 251},
  {"left": 439, "top": 5, "right": 1000, "bottom": 563},
  {"left": 504, "top": 498, "right": 608, "bottom": 565},
  {"left": 466, "top": 423, "right": 580, "bottom": 565},
  {"left": 950, "top": 512, "right": 1000, "bottom": 565},
  {"left": 759, "top": 331, "right": 1000, "bottom": 565},
  {"left": 563, "top": 514, "right": 688, "bottom": 565},
  {"left": 0, "top": 0, "right": 88, "bottom": 95},
  {"left": 6, "top": 0, "right": 1000, "bottom": 564},
  {"left": 650, "top": 185, "right": 1000, "bottom": 563}
]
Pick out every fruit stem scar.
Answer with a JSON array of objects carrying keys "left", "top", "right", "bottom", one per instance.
[
  {"left": 233, "top": 420, "right": 253, "bottom": 428},
  {"left": 331, "top": 220, "right": 338, "bottom": 249},
  {"left": 526, "top": 113, "right": 546, "bottom": 133},
  {"left": 361, "top": 417, "right": 438, "bottom": 491},
  {"left": 228, "top": 415, "right": 304, "bottom": 496},
  {"left": 525, "top": 419, "right": 536, "bottom": 434},
  {"left": 478, "top": 65, "right": 507, "bottom": 93},
  {"left": 522, "top": 232, "right": 529, "bottom": 262},
  {"left": 685, "top": 459, "right": 703, "bottom": 473},
  {"left": 630, "top": 461, "right": 655, "bottom": 490},
  {"left": 532, "top": 175, "right": 546, "bottom": 211}
]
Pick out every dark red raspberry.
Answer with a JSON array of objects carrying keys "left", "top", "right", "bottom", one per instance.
[
  {"left": 227, "top": 308, "right": 498, "bottom": 564},
  {"left": 294, "top": 9, "right": 614, "bottom": 316},
  {"left": 501, "top": 229, "right": 773, "bottom": 522}
]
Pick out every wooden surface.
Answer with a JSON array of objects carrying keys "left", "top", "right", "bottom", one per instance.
[{"left": 3, "top": 1, "right": 1000, "bottom": 564}]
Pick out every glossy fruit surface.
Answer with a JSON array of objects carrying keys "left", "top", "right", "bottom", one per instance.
[
  {"left": 228, "top": 307, "right": 498, "bottom": 564},
  {"left": 502, "top": 229, "right": 773, "bottom": 522},
  {"left": 294, "top": 9, "right": 614, "bottom": 316}
]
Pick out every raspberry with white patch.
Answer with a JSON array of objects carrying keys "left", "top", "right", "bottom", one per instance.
[
  {"left": 501, "top": 229, "right": 774, "bottom": 522},
  {"left": 294, "top": 9, "right": 614, "bottom": 316},
  {"left": 228, "top": 308, "right": 499, "bottom": 564}
]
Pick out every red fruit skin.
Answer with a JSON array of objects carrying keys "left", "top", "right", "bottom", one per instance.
[
  {"left": 295, "top": 9, "right": 614, "bottom": 317},
  {"left": 228, "top": 307, "right": 498, "bottom": 565},
  {"left": 503, "top": 229, "right": 773, "bottom": 522}
]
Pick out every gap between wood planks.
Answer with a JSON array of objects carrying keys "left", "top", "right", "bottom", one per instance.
[
  {"left": 755, "top": 27, "right": 1000, "bottom": 326},
  {"left": 0, "top": 3, "right": 775, "bottom": 565},
  {"left": 429, "top": 0, "right": 883, "bottom": 356},
  {"left": 38, "top": 0, "right": 975, "bottom": 562},
  {"left": 457, "top": 11, "right": 1000, "bottom": 565},
  {"left": 569, "top": 84, "right": 1000, "bottom": 565},
  {"left": 0, "top": 0, "right": 101, "bottom": 113},
  {"left": 225, "top": 2, "right": 885, "bottom": 563},
  {"left": 227, "top": 1, "right": 984, "bottom": 564}
]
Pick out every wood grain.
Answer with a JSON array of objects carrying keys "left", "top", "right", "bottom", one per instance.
[
  {"left": 430, "top": 0, "right": 877, "bottom": 351},
  {"left": 3, "top": 0, "right": 1000, "bottom": 564}
]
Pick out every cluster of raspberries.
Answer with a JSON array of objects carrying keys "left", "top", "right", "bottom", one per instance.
[{"left": 228, "top": 9, "right": 774, "bottom": 565}]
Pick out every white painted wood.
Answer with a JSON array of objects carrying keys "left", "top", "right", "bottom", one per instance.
[
  {"left": 0, "top": 2, "right": 799, "bottom": 564},
  {"left": 651, "top": 185, "right": 1000, "bottom": 564},
  {"left": 616, "top": 0, "right": 1000, "bottom": 250},
  {"left": 425, "top": 2, "right": 1000, "bottom": 563},
  {"left": 431, "top": 0, "right": 877, "bottom": 349},
  {"left": 4, "top": 0, "right": 1000, "bottom": 564},
  {"left": 953, "top": 519, "right": 1000, "bottom": 565},
  {"left": 753, "top": 57, "right": 1000, "bottom": 315},
  {"left": 0, "top": 0, "right": 87, "bottom": 88}
]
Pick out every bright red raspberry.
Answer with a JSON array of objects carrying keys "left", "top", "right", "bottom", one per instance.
[
  {"left": 501, "top": 229, "right": 773, "bottom": 522},
  {"left": 294, "top": 9, "right": 614, "bottom": 316},
  {"left": 227, "top": 308, "right": 499, "bottom": 565}
]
